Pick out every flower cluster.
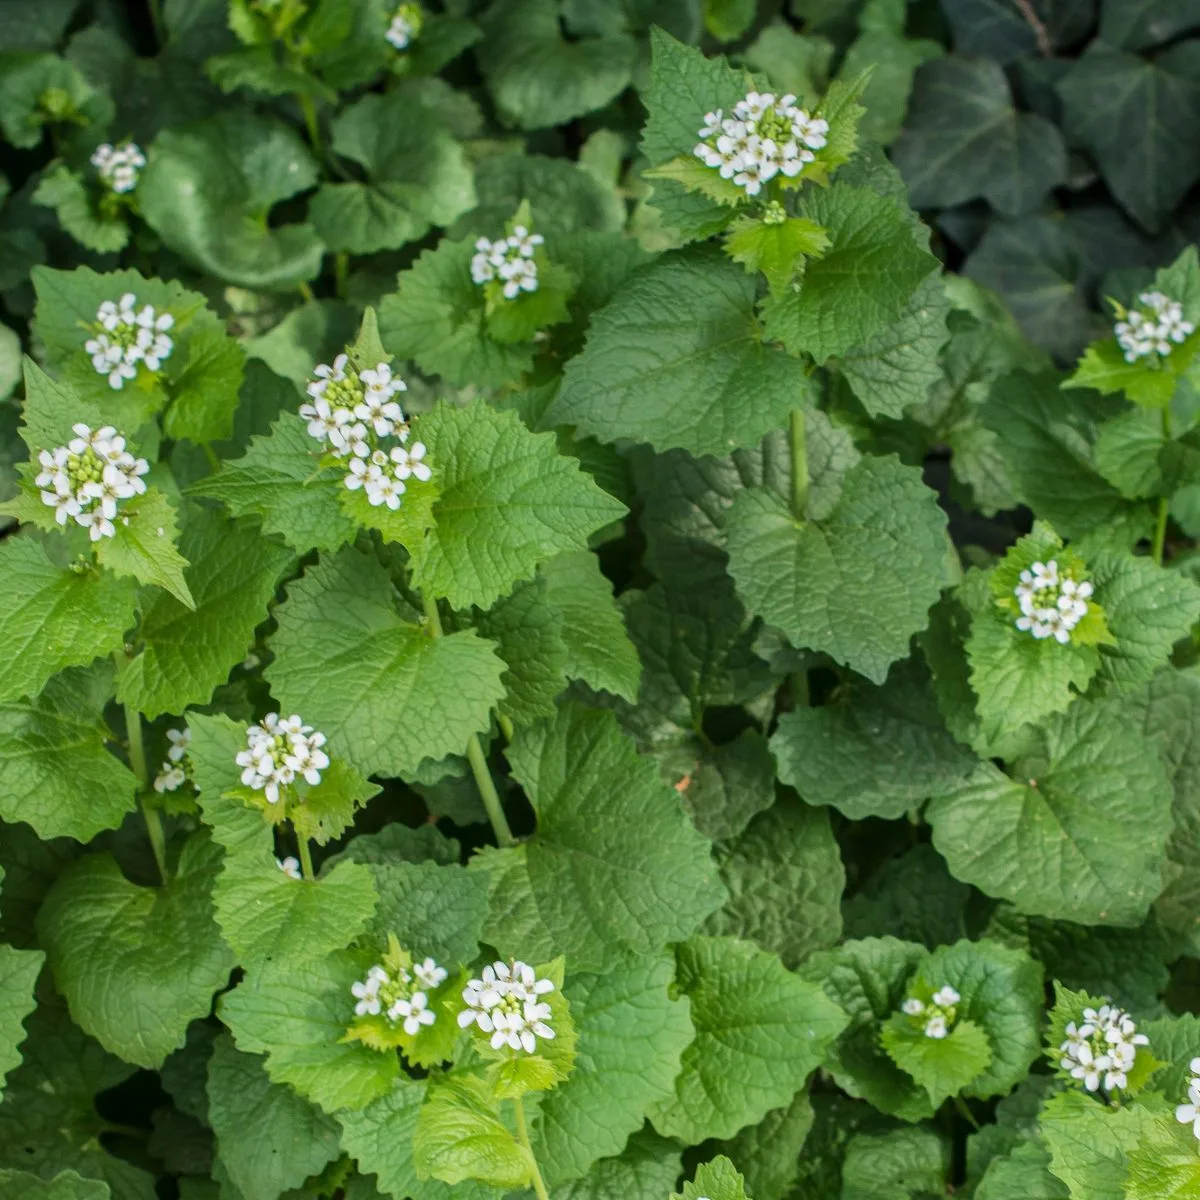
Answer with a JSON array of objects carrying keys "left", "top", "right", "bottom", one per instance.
[
  {"left": 299, "top": 355, "right": 432, "bottom": 511},
  {"left": 692, "top": 91, "right": 829, "bottom": 197},
  {"left": 235, "top": 713, "right": 330, "bottom": 805},
  {"left": 458, "top": 960, "right": 556, "bottom": 1054},
  {"left": 152, "top": 728, "right": 191, "bottom": 794},
  {"left": 386, "top": 3, "right": 422, "bottom": 49},
  {"left": 84, "top": 294, "right": 175, "bottom": 390},
  {"left": 470, "top": 226, "right": 544, "bottom": 299},
  {"left": 1013, "top": 559, "right": 1093, "bottom": 644},
  {"left": 1115, "top": 290, "right": 1195, "bottom": 363},
  {"left": 276, "top": 856, "right": 302, "bottom": 880},
  {"left": 90, "top": 142, "right": 146, "bottom": 194},
  {"left": 351, "top": 956, "right": 447, "bottom": 1035},
  {"left": 1175, "top": 1058, "right": 1200, "bottom": 1140},
  {"left": 900, "top": 985, "right": 961, "bottom": 1040},
  {"left": 35, "top": 422, "right": 149, "bottom": 541},
  {"left": 1059, "top": 1003, "right": 1149, "bottom": 1093}
]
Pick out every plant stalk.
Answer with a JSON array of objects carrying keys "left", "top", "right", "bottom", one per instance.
[
  {"left": 335, "top": 252, "right": 349, "bottom": 300},
  {"left": 790, "top": 407, "right": 808, "bottom": 520},
  {"left": 953, "top": 1094, "right": 980, "bottom": 1130},
  {"left": 296, "top": 834, "right": 315, "bottom": 881},
  {"left": 1153, "top": 406, "right": 1173, "bottom": 566},
  {"left": 119, "top": 683, "right": 169, "bottom": 886},
  {"left": 298, "top": 91, "right": 322, "bottom": 158},
  {"left": 147, "top": 0, "right": 164, "bottom": 47},
  {"left": 422, "top": 592, "right": 516, "bottom": 847},
  {"left": 513, "top": 1096, "right": 550, "bottom": 1200}
]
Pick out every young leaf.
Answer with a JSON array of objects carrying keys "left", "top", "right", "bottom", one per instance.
[
  {"left": 672, "top": 1155, "right": 750, "bottom": 1200},
  {"left": 723, "top": 214, "right": 830, "bottom": 294},
  {"left": 93, "top": 488, "right": 194, "bottom": 609},
  {"left": 0, "top": 944, "right": 42, "bottom": 1099},
  {"left": 35, "top": 832, "right": 235, "bottom": 1069}
]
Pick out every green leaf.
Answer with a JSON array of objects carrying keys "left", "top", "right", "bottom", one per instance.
[
  {"left": 0, "top": 943, "right": 42, "bottom": 1099},
  {"left": 32, "top": 164, "right": 128, "bottom": 254},
  {"left": 941, "top": 0, "right": 1093, "bottom": 60},
  {"left": 265, "top": 547, "right": 506, "bottom": 778},
  {"left": 725, "top": 455, "right": 949, "bottom": 684},
  {"left": 881, "top": 1016, "right": 993, "bottom": 1106},
  {"left": 799, "top": 936, "right": 934, "bottom": 1121},
  {"left": 219, "top": 950, "right": 400, "bottom": 1113},
  {"left": 892, "top": 57, "right": 1067, "bottom": 217},
  {"left": 94, "top": 488, "right": 194, "bottom": 609},
  {"left": 650, "top": 935, "right": 848, "bottom": 1143},
  {"left": 0, "top": 537, "right": 136, "bottom": 704},
  {"left": 724, "top": 214, "right": 831, "bottom": 294},
  {"left": 1124, "top": 1112, "right": 1200, "bottom": 1200},
  {"left": 838, "top": 273, "right": 952, "bottom": 419},
  {"left": 532, "top": 953, "right": 695, "bottom": 1186},
  {"left": 478, "top": 703, "right": 726, "bottom": 971},
  {"left": 927, "top": 697, "right": 1174, "bottom": 925},
  {"left": 477, "top": 0, "right": 636, "bottom": 131},
  {"left": 982, "top": 371, "right": 1149, "bottom": 544},
  {"left": 771, "top": 659, "right": 977, "bottom": 820},
  {"left": 705, "top": 0, "right": 756, "bottom": 41},
  {"left": 189, "top": 411, "right": 359, "bottom": 554},
  {"left": 310, "top": 91, "right": 475, "bottom": 254},
  {"left": 1100, "top": 0, "right": 1200, "bottom": 51},
  {"left": 550, "top": 248, "right": 818, "bottom": 458},
  {"left": 206, "top": 1034, "right": 341, "bottom": 1199},
  {"left": 1040, "top": 1089, "right": 1159, "bottom": 1200},
  {"left": 414, "top": 1074, "right": 531, "bottom": 1189},
  {"left": 977, "top": 1140, "right": 1070, "bottom": 1200},
  {"left": 702, "top": 797, "right": 845, "bottom": 969},
  {"left": 1092, "top": 407, "right": 1168, "bottom": 497},
  {"left": 537, "top": 551, "right": 640, "bottom": 702},
  {"left": 554, "top": 1130, "right": 683, "bottom": 1200},
  {"left": 838, "top": 29, "right": 943, "bottom": 147},
  {"left": 115, "top": 508, "right": 295, "bottom": 719},
  {"left": 705, "top": 1091, "right": 814, "bottom": 1200},
  {"left": 0, "top": 52, "right": 108, "bottom": 149},
  {"left": 0, "top": 1170, "right": 111, "bottom": 1200},
  {"left": 161, "top": 324, "right": 248, "bottom": 446},
  {"left": 1066, "top": 340, "right": 1182, "bottom": 411},
  {"left": 763, "top": 184, "right": 940, "bottom": 363},
  {"left": 1056, "top": 42, "right": 1200, "bottom": 233},
  {"left": 409, "top": 400, "right": 627, "bottom": 610},
  {"left": 139, "top": 112, "right": 324, "bottom": 289},
  {"left": 36, "top": 832, "right": 235, "bottom": 1069},
  {"left": 0, "top": 664, "right": 136, "bottom": 842},
  {"left": 673, "top": 1155, "right": 750, "bottom": 1200},
  {"left": 841, "top": 1127, "right": 950, "bottom": 1200}
]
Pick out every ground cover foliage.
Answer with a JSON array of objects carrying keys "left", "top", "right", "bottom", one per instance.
[{"left": 3, "top": 0, "right": 1200, "bottom": 1198}]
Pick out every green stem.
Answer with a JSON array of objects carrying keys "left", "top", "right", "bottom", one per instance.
[
  {"left": 1153, "top": 406, "right": 1174, "bottom": 566},
  {"left": 789, "top": 407, "right": 808, "bottom": 520},
  {"left": 335, "top": 252, "right": 349, "bottom": 300},
  {"left": 202, "top": 443, "right": 220, "bottom": 474},
  {"left": 297, "top": 280, "right": 316, "bottom": 304},
  {"left": 298, "top": 90, "right": 322, "bottom": 158},
  {"left": 953, "top": 1094, "right": 980, "bottom": 1131},
  {"left": 119, "top": 683, "right": 168, "bottom": 886},
  {"left": 296, "top": 833, "right": 315, "bottom": 881},
  {"left": 513, "top": 1096, "right": 550, "bottom": 1200},
  {"left": 147, "top": 0, "right": 164, "bottom": 46},
  {"left": 422, "top": 593, "right": 516, "bottom": 847}
]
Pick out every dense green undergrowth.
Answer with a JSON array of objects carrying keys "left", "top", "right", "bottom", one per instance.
[{"left": 3, "top": 2, "right": 1200, "bottom": 1199}]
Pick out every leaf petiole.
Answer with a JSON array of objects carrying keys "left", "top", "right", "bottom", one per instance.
[{"left": 512, "top": 1095, "right": 550, "bottom": 1200}]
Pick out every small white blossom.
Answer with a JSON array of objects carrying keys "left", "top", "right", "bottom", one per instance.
[
  {"left": 924, "top": 1015, "right": 948, "bottom": 1039},
  {"left": 1013, "top": 558, "right": 1094, "bottom": 644},
  {"left": 153, "top": 764, "right": 186, "bottom": 793},
  {"left": 457, "top": 959, "right": 556, "bottom": 1054},
  {"left": 931, "top": 986, "right": 960, "bottom": 1007},
  {"left": 166, "top": 727, "right": 190, "bottom": 763},
  {"left": 389, "top": 440, "right": 431, "bottom": 482},
  {"left": 901, "top": 998, "right": 925, "bottom": 1016},
  {"left": 1059, "top": 1002, "right": 1149, "bottom": 1094},
  {"left": 1116, "top": 290, "right": 1195, "bottom": 363},
  {"left": 36, "top": 423, "right": 149, "bottom": 540},
  {"left": 235, "top": 712, "right": 330, "bottom": 805},
  {"left": 83, "top": 295, "right": 174, "bottom": 389},
  {"left": 414, "top": 957, "right": 448, "bottom": 990},
  {"left": 1175, "top": 1057, "right": 1200, "bottom": 1140},
  {"left": 385, "top": 3, "right": 423, "bottom": 49},
  {"left": 898, "top": 983, "right": 961, "bottom": 1041},
  {"left": 276, "top": 856, "right": 303, "bottom": 880},
  {"left": 471, "top": 227, "right": 545, "bottom": 300},
  {"left": 91, "top": 141, "right": 146, "bottom": 194},
  {"left": 389, "top": 991, "right": 436, "bottom": 1035},
  {"left": 351, "top": 954, "right": 446, "bottom": 1034}
]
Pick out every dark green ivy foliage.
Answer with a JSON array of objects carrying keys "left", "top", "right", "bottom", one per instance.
[{"left": 2, "top": 2, "right": 1200, "bottom": 1200}]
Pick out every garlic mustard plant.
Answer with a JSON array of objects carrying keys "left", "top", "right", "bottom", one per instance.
[
  {"left": 1176, "top": 1058, "right": 1200, "bottom": 1142},
  {"left": 235, "top": 712, "right": 329, "bottom": 805},
  {"left": 898, "top": 985, "right": 961, "bottom": 1040},
  {"left": 458, "top": 959, "right": 557, "bottom": 1054},
  {"left": 386, "top": 3, "right": 423, "bottom": 50},
  {"left": 1013, "top": 558, "right": 1094, "bottom": 644},
  {"left": 1058, "top": 1003, "right": 1150, "bottom": 1093},
  {"left": 1115, "top": 290, "right": 1196, "bottom": 363},
  {"left": 90, "top": 142, "right": 146, "bottom": 194},
  {"left": 471, "top": 224, "right": 545, "bottom": 299},
  {"left": 83, "top": 294, "right": 175, "bottom": 389}
]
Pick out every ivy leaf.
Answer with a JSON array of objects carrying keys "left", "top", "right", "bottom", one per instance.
[
  {"left": 219, "top": 950, "right": 400, "bottom": 1113},
  {"left": 477, "top": 703, "right": 726, "bottom": 972},
  {"left": 477, "top": 0, "right": 635, "bottom": 131},
  {"left": 379, "top": 237, "right": 535, "bottom": 389},
  {"left": 0, "top": 944, "right": 42, "bottom": 1099},
  {"left": 1056, "top": 42, "right": 1200, "bottom": 233},
  {"left": 265, "top": 547, "right": 506, "bottom": 778},
  {"left": 771, "top": 659, "right": 977, "bottom": 821},
  {"left": 532, "top": 953, "right": 695, "bottom": 1186},
  {"left": 0, "top": 664, "right": 136, "bottom": 843},
  {"left": 672, "top": 1155, "right": 750, "bottom": 1200},
  {"left": 702, "top": 797, "right": 845, "bottom": 969},
  {"left": 139, "top": 112, "right": 324, "bottom": 289},
  {"left": 36, "top": 832, "right": 235, "bottom": 1069},
  {"left": 309, "top": 91, "right": 475, "bottom": 254},
  {"left": 550, "top": 248, "right": 818, "bottom": 458},
  {"left": 763, "top": 184, "right": 940, "bottom": 363},
  {"left": 206, "top": 1034, "right": 341, "bottom": 1199},
  {"left": 115, "top": 508, "right": 296, "bottom": 719},
  {"left": 799, "top": 936, "right": 934, "bottom": 1121},
  {"left": 409, "top": 401, "right": 626, "bottom": 610},
  {"left": 941, "top": 0, "right": 1093, "bottom": 61},
  {"left": 1100, "top": 0, "right": 1200, "bottom": 51},
  {"left": 649, "top": 935, "right": 848, "bottom": 1143},
  {"left": 927, "top": 697, "right": 1174, "bottom": 925},
  {"left": 538, "top": 551, "right": 640, "bottom": 702},
  {"left": 94, "top": 488, "right": 194, "bottom": 609},
  {"left": 892, "top": 57, "right": 1067, "bottom": 217},
  {"left": 189, "top": 411, "right": 360, "bottom": 554},
  {"left": 725, "top": 455, "right": 949, "bottom": 684},
  {"left": 0, "top": 537, "right": 136, "bottom": 704},
  {"left": 414, "top": 1074, "right": 532, "bottom": 1189}
]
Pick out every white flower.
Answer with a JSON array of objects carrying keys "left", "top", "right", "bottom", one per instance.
[
  {"left": 931, "top": 986, "right": 960, "bottom": 1007},
  {"left": 386, "top": 4, "right": 422, "bottom": 49},
  {"left": 472, "top": 228, "right": 544, "bottom": 300},
  {"left": 457, "top": 959, "right": 555, "bottom": 1053},
  {"left": 901, "top": 998, "right": 925, "bottom": 1016},
  {"left": 389, "top": 440, "right": 432, "bottom": 482},
  {"left": 76, "top": 507, "right": 115, "bottom": 541},
  {"left": 1116, "top": 289, "right": 1196, "bottom": 363},
  {"left": 352, "top": 966, "right": 388, "bottom": 1016},
  {"left": 352, "top": 955, "right": 444, "bottom": 1034},
  {"left": 1059, "top": 1001, "right": 1148, "bottom": 1095},
  {"left": 153, "top": 765, "right": 186, "bottom": 793},
  {"left": 276, "top": 856, "right": 303, "bottom": 880},
  {"left": 1013, "top": 558, "right": 1093, "bottom": 644},
  {"left": 924, "top": 1015, "right": 948, "bottom": 1039},
  {"left": 235, "top": 713, "right": 328, "bottom": 804},
  {"left": 414, "top": 957, "right": 448, "bottom": 990},
  {"left": 390, "top": 991, "right": 436, "bottom": 1035},
  {"left": 355, "top": 363, "right": 407, "bottom": 435},
  {"left": 84, "top": 296, "right": 173, "bottom": 388},
  {"left": 91, "top": 141, "right": 146, "bottom": 194}
]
